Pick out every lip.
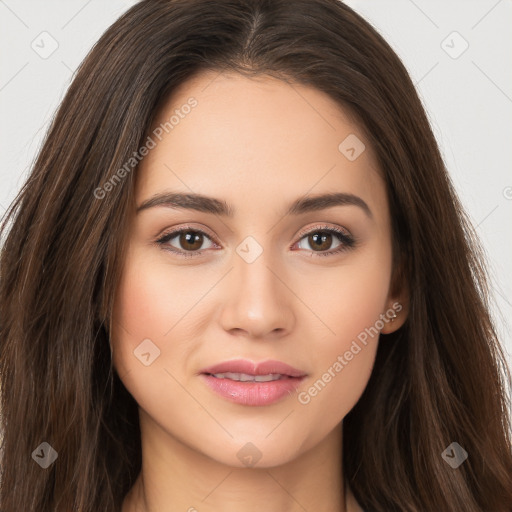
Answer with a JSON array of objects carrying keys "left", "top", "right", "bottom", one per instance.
[
  {"left": 199, "top": 359, "right": 308, "bottom": 406},
  {"left": 200, "top": 359, "right": 307, "bottom": 378}
]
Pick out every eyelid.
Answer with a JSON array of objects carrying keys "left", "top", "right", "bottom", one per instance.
[
  {"left": 155, "top": 223, "right": 220, "bottom": 244},
  {"left": 293, "top": 223, "right": 352, "bottom": 244}
]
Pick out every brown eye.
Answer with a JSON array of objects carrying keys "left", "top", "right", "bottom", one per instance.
[
  {"left": 156, "top": 228, "right": 216, "bottom": 256},
  {"left": 304, "top": 232, "right": 335, "bottom": 251},
  {"left": 294, "top": 226, "right": 355, "bottom": 257},
  {"left": 177, "top": 231, "right": 204, "bottom": 251}
]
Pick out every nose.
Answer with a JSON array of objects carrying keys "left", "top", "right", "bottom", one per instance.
[{"left": 218, "top": 250, "right": 296, "bottom": 340}]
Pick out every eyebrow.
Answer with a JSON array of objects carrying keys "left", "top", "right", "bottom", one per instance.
[{"left": 136, "top": 191, "right": 373, "bottom": 219}]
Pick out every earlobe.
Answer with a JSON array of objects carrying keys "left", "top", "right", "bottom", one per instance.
[
  {"left": 381, "top": 260, "right": 409, "bottom": 334},
  {"left": 380, "top": 292, "right": 409, "bottom": 334},
  {"left": 380, "top": 303, "right": 405, "bottom": 334},
  {"left": 380, "top": 285, "right": 409, "bottom": 334}
]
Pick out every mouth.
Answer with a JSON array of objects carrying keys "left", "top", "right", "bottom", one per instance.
[
  {"left": 199, "top": 359, "right": 307, "bottom": 406},
  {"left": 204, "top": 372, "right": 298, "bottom": 382}
]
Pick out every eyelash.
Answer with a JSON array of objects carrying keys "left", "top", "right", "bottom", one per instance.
[{"left": 154, "top": 224, "right": 356, "bottom": 259}]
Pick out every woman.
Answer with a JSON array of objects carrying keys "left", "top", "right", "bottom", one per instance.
[{"left": 1, "top": 1, "right": 511, "bottom": 511}]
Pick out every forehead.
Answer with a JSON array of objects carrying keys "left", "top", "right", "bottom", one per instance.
[{"left": 135, "top": 71, "right": 386, "bottom": 219}]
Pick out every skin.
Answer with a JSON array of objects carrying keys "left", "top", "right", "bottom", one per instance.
[{"left": 111, "top": 70, "right": 408, "bottom": 512}]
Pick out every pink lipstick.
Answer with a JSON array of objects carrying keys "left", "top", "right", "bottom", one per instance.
[{"left": 199, "top": 359, "right": 307, "bottom": 406}]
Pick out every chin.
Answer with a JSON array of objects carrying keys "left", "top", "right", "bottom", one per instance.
[{"left": 197, "top": 432, "right": 309, "bottom": 470}]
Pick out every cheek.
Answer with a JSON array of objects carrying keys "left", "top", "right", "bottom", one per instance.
[
  {"left": 111, "top": 245, "right": 206, "bottom": 345},
  {"left": 110, "top": 246, "right": 177, "bottom": 377},
  {"left": 110, "top": 245, "right": 214, "bottom": 398},
  {"left": 110, "top": 248, "right": 199, "bottom": 424},
  {"left": 295, "top": 244, "right": 392, "bottom": 424},
  {"left": 305, "top": 240, "right": 392, "bottom": 346}
]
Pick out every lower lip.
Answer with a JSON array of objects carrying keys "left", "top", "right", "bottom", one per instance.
[{"left": 200, "top": 374, "right": 305, "bottom": 406}]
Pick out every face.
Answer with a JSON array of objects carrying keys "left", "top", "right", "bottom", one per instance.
[{"left": 111, "top": 70, "right": 406, "bottom": 468}]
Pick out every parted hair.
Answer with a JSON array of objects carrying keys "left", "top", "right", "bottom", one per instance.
[{"left": 1, "top": 1, "right": 511, "bottom": 510}]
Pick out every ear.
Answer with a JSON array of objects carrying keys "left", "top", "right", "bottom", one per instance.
[
  {"left": 380, "top": 263, "right": 409, "bottom": 334},
  {"left": 380, "top": 297, "right": 408, "bottom": 334}
]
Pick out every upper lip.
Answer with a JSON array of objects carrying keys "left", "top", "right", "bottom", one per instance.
[{"left": 200, "top": 359, "right": 307, "bottom": 378}]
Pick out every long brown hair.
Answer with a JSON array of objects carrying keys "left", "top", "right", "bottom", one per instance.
[{"left": 1, "top": 1, "right": 511, "bottom": 510}]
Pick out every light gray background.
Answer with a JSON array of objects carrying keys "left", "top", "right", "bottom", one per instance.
[{"left": 1, "top": 0, "right": 511, "bottom": 374}]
